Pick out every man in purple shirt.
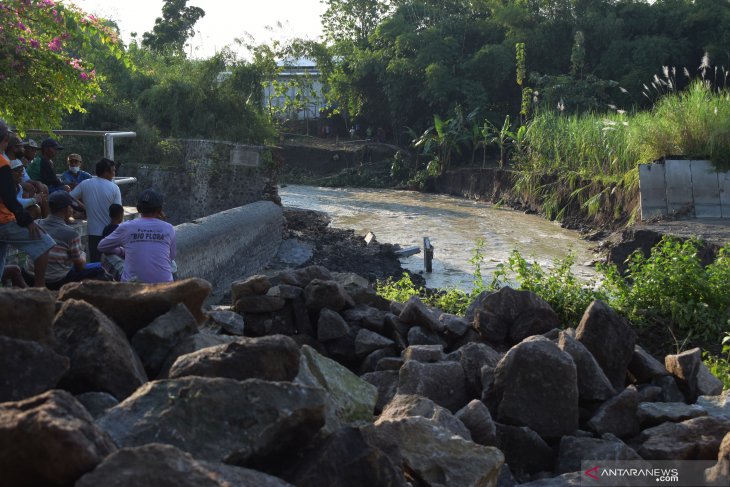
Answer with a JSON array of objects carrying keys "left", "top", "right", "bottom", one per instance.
[{"left": 97, "top": 189, "right": 176, "bottom": 283}]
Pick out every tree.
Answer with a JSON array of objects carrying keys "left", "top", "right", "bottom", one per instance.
[
  {"left": 0, "top": 0, "right": 127, "bottom": 131},
  {"left": 141, "top": 0, "right": 205, "bottom": 54},
  {"left": 321, "top": 0, "right": 388, "bottom": 47}
]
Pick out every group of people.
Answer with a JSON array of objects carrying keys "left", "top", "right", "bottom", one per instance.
[{"left": 0, "top": 119, "right": 176, "bottom": 289}]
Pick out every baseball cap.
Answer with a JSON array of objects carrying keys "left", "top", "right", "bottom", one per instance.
[
  {"left": 67, "top": 153, "right": 83, "bottom": 163},
  {"left": 41, "top": 138, "right": 64, "bottom": 150},
  {"left": 137, "top": 189, "right": 164, "bottom": 209},
  {"left": 10, "top": 159, "right": 24, "bottom": 170},
  {"left": 48, "top": 191, "right": 82, "bottom": 212},
  {"left": 24, "top": 139, "right": 40, "bottom": 149}
]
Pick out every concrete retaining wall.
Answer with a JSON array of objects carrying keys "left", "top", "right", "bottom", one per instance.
[
  {"left": 639, "top": 159, "right": 730, "bottom": 220},
  {"left": 174, "top": 201, "right": 283, "bottom": 291}
]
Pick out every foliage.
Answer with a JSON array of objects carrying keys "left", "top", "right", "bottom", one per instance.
[
  {"left": 141, "top": 0, "right": 205, "bottom": 55},
  {"left": 0, "top": 0, "right": 128, "bottom": 131},
  {"left": 321, "top": 0, "right": 387, "bottom": 47},
  {"left": 703, "top": 333, "right": 730, "bottom": 390}
]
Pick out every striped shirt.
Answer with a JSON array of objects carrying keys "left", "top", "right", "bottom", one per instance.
[{"left": 27, "top": 215, "right": 84, "bottom": 282}]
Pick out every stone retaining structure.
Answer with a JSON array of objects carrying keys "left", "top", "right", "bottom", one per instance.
[{"left": 174, "top": 201, "right": 283, "bottom": 292}]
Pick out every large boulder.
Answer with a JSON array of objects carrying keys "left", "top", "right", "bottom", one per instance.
[
  {"left": 576, "top": 300, "right": 636, "bottom": 390},
  {"left": 0, "top": 336, "right": 69, "bottom": 402},
  {"left": 637, "top": 416, "right": 730, "bottom": 460},
  {"left": 558, "top": 331, "right": 615, "bottom": 402},
  {"left": 53, "top": 299, "right": 148, "bottom": 400},
  {"left": 304, "top": 279, "right": 353, "bottom": 311},
  {"left": 705, "top": 431, "right": 730, "bottom": 486},
  {"left": 665, "top": 347, "right": 703, "bottom": 402},
  {"left": 354, "top": 329, "right": 394, "bottom": 357},
  {"left": 697, "top": 391, "right": 730, "bottom": 420},
  {"left": 638, "top": 402, "right": 708, "bottom": 427},
  {"left": 398, "top": 297, "right": 444, "bottom": 333},
  {"left": 361, "top": 370, "right": 399, "bottom": 414},
  {"left": 97, "top": 377, "right": 326, "bottom": 465},
  {"left": 494, "top": 423, "right": 555, "bottom": 477},
  {"left": 492, "top": 336, "right": 579, "bottom": 439},
  {"left": 76, "top": 443, "right": 293, "bottom": 487},
  {"left": 131, "top": 303, "right": 199, "bottom": 378},
  {"left": 231, "top": 275, "right": 271, "bottom": 302},
  {"left": 556, "top": 435, "right": 642, "bottom": 474},
  {"left": 279, "top": 265, "right": 333, "bottom": 288},
  {"left": 342, "top": 305, "right": 387, "bottom": 334},
  {"left": 205, "top": 309, "right": 245, "bottom": 336},
  {"left": 0, "top": 287, "right": 55, "bottom": 342},
  {"left": 157, "top": 331, "right": 238, "bottom": 378},
  {"left": 587, "top": 386, "right": 640, "bottom": 438},
  {"left": 456, "top": 399, "right": 498, "bottom": 446},
  {"left": 76, "top": 392, "right": 119, "bottom": 419},
  {"left": 457, "top": 342, "right": 503, "bottom": 398},
  {"left": 168, "top": 335, "right": 300, "bottom": 382},
  {"left": 283, "top": 427, "right": 407, "bottom": 487},
  {"left": 628, "top": 345, "right": 669, "bottom": 383},
  {"left": 0, "top": 390, "right": 116, "bottom": 486},
  {"left": 398, "top": 360, "right": 468, "bottom": 412},
  {"left": 379, "top": 394, "right": 471, "bottom": 440},
  {"left": 295, "top": 345, "right": 377, "bottom": 433},
  {"left": 362, "top": 416, "right": 504, "bottom": 487},
  {"left": 697, "top": 362, "right": 724, "bottom": 397},
  {"left": 58, "top": 278, "right": 212, "bottom": 336},
  {"left": 317, "top": 308, "right": 350, "bottom": 341}
]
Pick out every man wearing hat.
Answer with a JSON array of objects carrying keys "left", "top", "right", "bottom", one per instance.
[
  {"left": 61, "top": 153, "right": 92, "bottom": 189},
  {"left": 0, "top": 119, "right": 54, "bottom": 288},
  {"left": 36, "top": 138, "right": 69, "bottom": 193},
  {"left": 24, "top": 191, "right": 105, "bottom": 289},
  {"left": 98, "top": 188, "right": 176, "bottom": 283}
]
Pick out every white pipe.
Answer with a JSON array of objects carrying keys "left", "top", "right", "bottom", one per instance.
[{"left": 103, "top": 132, "right": 136, "bottom": 161}]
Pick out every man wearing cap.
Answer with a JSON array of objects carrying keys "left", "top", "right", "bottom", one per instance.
[
  {"left": 0, "top": 119, "right": 54, "bottom": 288},
  {"left": 36, "top": 138, "right": 69, "bottom": 193},
  {"left": 61, "top": 153, "right": 92, "bottom": 189},
  {"left": 71, "top": 158, "right": 121, "bottom": 262},
  {"left": 24, "top": 191, "right": 105, "bottom": 289},
  {"left": 98, "top": 188, "right": 176, "bottom": 283}
]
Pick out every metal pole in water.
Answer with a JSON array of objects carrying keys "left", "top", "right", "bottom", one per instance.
[{"left": 423, "top": 237, "right": 433, "bottom": 273}]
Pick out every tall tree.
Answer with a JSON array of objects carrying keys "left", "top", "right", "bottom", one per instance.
[
  {"left": 321, "top": 0, "right": 388, "bottom": 47},
  {"left": 142, "top": 0, "right": 205, "bottom": 54}
]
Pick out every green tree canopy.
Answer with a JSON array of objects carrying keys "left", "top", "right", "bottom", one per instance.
[{"left": 141, "top": 0, "right": 205, "bottom": 54}]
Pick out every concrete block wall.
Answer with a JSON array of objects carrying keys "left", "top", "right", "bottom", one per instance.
[
  {"left": 174, "top": 201, "right": 283, "bottom": 291},
  {"left": 639, "top": 159, "right": 730, "bottom": 220}
]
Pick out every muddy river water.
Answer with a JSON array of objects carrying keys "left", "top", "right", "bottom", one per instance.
[{"left": 280, "top": 185, "right": 598, "bottom": 291}]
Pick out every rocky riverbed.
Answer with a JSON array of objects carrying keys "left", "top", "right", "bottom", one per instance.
[{"left": 0, "top": 270, "right": 728, "bottom": 486}]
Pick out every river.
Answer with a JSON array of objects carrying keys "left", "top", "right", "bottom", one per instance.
[{"left": 279, "top": 185, "right": 597, "bottom": 291}]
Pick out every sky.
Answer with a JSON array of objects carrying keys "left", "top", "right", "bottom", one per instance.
[{"left": 70, "top": 0, "right": 327, "bottom": 58}]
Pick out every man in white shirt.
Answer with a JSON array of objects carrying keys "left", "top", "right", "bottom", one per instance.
[{"left": 70, "top": 158, "right": 121, "bottom": 262}]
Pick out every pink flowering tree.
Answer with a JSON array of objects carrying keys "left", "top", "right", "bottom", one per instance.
[{"left": 0, "top": 0, "right": 128, "bottom": 131}]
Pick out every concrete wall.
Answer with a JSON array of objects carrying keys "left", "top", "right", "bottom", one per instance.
[
  {"left": 175, "top": 201, "right": 283, "bottom": 291},
  {"left": 119, "top": 139, "right": 269, "bottom": 225},
  {"left": 639, "top": 159, "right": 730, "bottom": 219}
]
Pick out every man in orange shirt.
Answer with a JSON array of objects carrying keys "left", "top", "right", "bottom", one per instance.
[{"left": 0, "top": 120, "right": 54, "bottom": 287}]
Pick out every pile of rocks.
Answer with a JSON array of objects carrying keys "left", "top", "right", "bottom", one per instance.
[{"left": 0, "top": 267, "right": 728, "bottom": 486}]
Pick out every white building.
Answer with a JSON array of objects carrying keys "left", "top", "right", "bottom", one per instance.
[{"left": 262, "top": 58, "right": 326, "bottom": 121}]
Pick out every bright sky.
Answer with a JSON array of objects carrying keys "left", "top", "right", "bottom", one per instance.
[{"left": 70, "top": 0, "right": 326, "bottom": 58}]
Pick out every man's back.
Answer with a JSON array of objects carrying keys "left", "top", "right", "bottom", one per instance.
[
  {"left": 71, "top": 177, "right": 121, "bottom": 236},
  {"left": 29, "top": 215, "right": 81, "bottom": 282}
]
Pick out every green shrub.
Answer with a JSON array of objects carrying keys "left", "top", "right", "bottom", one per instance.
[{"left": 704, "top": 333, "right": 730, "bottom": 391}]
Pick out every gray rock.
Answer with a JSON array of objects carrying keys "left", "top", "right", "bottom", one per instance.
[
  {"left": 439, "top": 313, "right": 470, "bottom": 337},
  {"left": 637, "top": 385, "right": 663, "bottom": 403},
  {"left": 509, "top": 308, "right": 562, "bottom": 343},
  {"left": 317, "top": 308, "right": 350, "bottom": 341},
  {"left": 168, "top": 335, "right": 300, "bottom": 382},
  {"left": 398, "top": 360, "right": 468, "bottom": 412},
  {"left": 497, "top": 464, "right": 518, "bottom": 487},
  {"left": 638, "top": 416, "right": 730, "bottom": 460},
  {"left": 295, "top": 345, "right": 377, "bottom": 433},
  {"left": 576, "top": 300, "right": 636, "bottom": 391},
  {"left": 638, "top": 402, "right": 708, "bottom": 426},
  {"left": 0, "top": 390, "right": 116, "bottom": 486},
  {"left": 267, "top": 283, "right": 303, "bottom": 300},
  {"left": 379, "top": 394, "right": 471, "bottom": 440},
  {"left": 698, "top": 391, "right": 730, "bottom": 419},
  {"left": 473, "top": 310, "right": 509, "bottom": 343},
  {"left": 342, "top": 305, "right": 387, "bottom": 334},
  {"left": 76, "top": 392, "right": 119, "bottom": 419},
  {"left": 0, "top": 336, "right": 68, "bottom": 402},
  {"left": 493, "top": 336, "right": 579, "bottom": 439},
  {"left": 698, "top": 363, "right": 724, "bottom": 397},
  {"left": 53, "top": 299, "right": 148, "bottom": 400},
  {"left": 556, "top": 435, "right": 642, "bottom": 473},
  {"left": 304, "top": 279, "right": 354, "bottom": 311},
  {"left": 558, "top": 331, "right": 615, "bottom": 401},
  {"left": 344, "top": 284, "right": 391, "bottom": 311},
  {"left": 324, "top": 334, "right": 358, "bottom": 369},
  {"left": 157, "top": 331, "right": 237, "bottom": 378},
  {"left": 456, "top": 399, "right": 497, "bottom": 446},
  {"left": 384, "top": 313, "right": 410, "bottom": 349},
  {"left": 628, "top": 345, "right": 669, "bottom": 383},
  {"left": 235, "top": 294, "right": 286, "bottom": 313},
  {"left": 279, "top": 265, "right": 333, "bottom": 287},
  {"left": 665, "top": 347, "right": 703, "bottom": 402},
  {"left": 131, "top": 303, "right": 199, "bottom": 378},
  {"left": 495, "top": 422, "right": 554, "bottom": 476},
  {"left": 376, "top": 356, "right": 404, "bottom": 371},
  {"left": 97, "top": 377, "right": 326, "bottom": 464},
  {"left": 362, "top": 370, "right": 399, "bottom": 414},
  {"left": 705, "top": 430, "right": 730, "bottom": 486},
  {"left": 76, "top": 443, "right": 293, "bottom": 487},
  {"left": 284, "top": 427, "right": 406, "bottom": 487},
  {"left": 406, "top": 325, "right": 443, "bottom": 346},
  {"left": 362, "top": 416, "right": 504, "bottom": 487},
  {"left": 355, "top": 329, "right": 394, "bottom": 357},
  {"left": 399, "top": 296, "right": 444, "bottom": 333},
  {"left": 458, "top": 342, "right": 502, "bottom": 398},
  {"left": 206, "top": 309, "right": 245, "bottom": 336},
  {"left": 402, "top": 344, "right": 445, "bottom": 363},
  {"left": 587, "top": 386, "right": 640, "bottom": 438},
  {"left": 231, "top": 274, "right": 271, "bottom": 302},
  {"left": 359, "top": 347, "right": 399, "bottom": 374},
  {"left": 0, "top": 288, "right": 55, "bottom": 343},
  {"left": 652, "top": 375, "right": 686, "bottom": 403}
]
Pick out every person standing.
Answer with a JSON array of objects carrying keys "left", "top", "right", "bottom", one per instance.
[
  {"left": 98, "top": 189, "right": 176, "bottom": 283},
  {"left": 70, "top": 158, "right": 121, "bottom": 262},
  {"left": 0, "top": 119, "right": 54, "bottom": 288}
]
